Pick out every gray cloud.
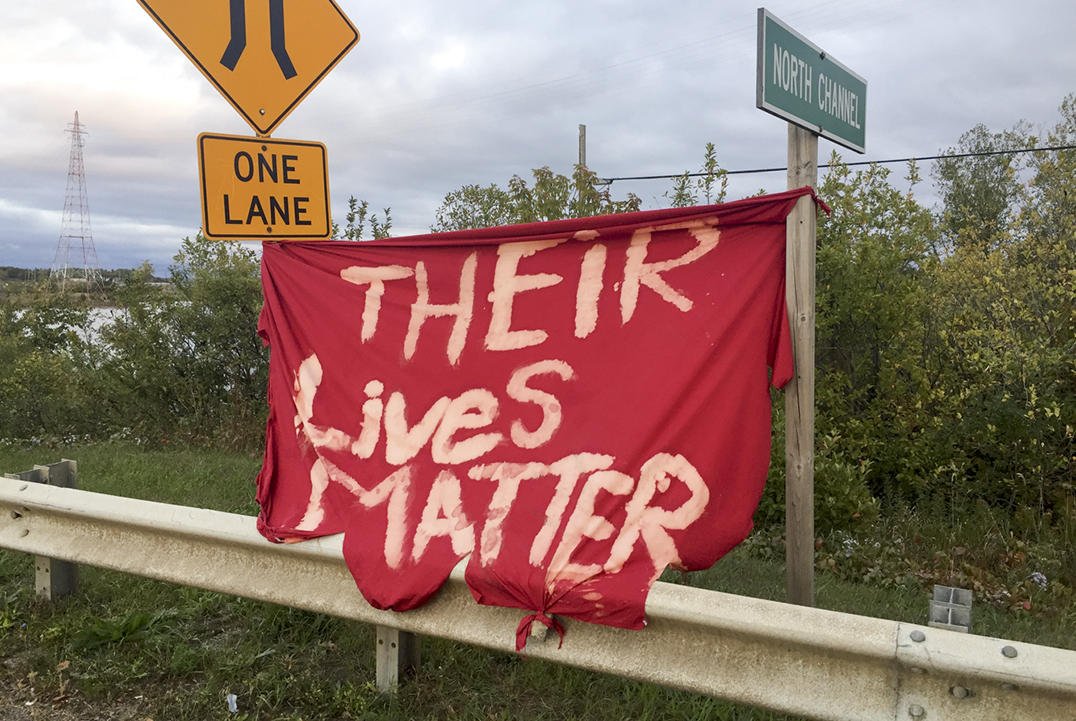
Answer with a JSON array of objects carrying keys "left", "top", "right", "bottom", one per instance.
[{"left": 1, "top": 0, "right": 1073, "bottom": 271}]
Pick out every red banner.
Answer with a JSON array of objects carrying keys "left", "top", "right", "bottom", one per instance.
[{"left": 257, "top": 190, "right": 810, "bottom": 648}]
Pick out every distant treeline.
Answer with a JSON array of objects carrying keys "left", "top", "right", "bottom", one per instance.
[
  {"left": 0, "top": 266, "right": 46, "bottom": 282},
  {"left": 0, "top": 266, "right": 169, "bottom": 285}
]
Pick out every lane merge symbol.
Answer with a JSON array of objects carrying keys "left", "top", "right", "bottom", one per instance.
[
  {"left": 137, "top": 0, "right": 359, "bottom": 135},
  {"left": 221, "top": 0, "right": 297, "bottom": 79}
]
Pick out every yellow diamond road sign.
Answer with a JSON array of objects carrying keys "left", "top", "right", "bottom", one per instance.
[
  {"left": 138, "top": 0, "right": 359, "bottom": 136},
  {"left": 198, "top": 133, "right": 331, "bottom": 239}
]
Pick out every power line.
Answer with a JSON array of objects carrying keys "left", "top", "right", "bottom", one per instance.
[
  {"left": 597, "top": 144, "right": 1076, "bottom": 185},
  {"left": 52, "top": 111, "right": 102, "bottom": 292}
]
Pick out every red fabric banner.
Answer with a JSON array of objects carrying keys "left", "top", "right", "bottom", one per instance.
[{"left": 256, "top": 189, "right": 810, "bottom": 647}]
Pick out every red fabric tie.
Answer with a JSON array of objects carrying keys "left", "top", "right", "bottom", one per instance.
[{"left": 515, "top": 611, "right": 565, "bottom": 653}]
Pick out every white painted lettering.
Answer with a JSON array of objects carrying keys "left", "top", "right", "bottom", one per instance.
[
  {"left": 430, "top": 388, "right": 503, "bottom": 464},
  {"left": 384, "top": 392, "right": 452, "bottom": 465},
  {"left": 485, "top": 240, "right": 565, "bottom": 351},
  {"left": 620, "top": 224, "right": 720, "bottom": 323},
  {"left": 574, "top": 243, "right": 606, "bottom": 338},
  {"left": 352, "top": 380, "right": 384, "bottom": 459},
  {"left": 547, "top": 469, "right": 635, "bottom": 584},
  {"left": 605, "top": 453, "right": 710, "bottom": 577},
  {"left": 315, "top": 459, "right": 414, "bottom": 569},
  {"left": 468, "top": 462, "right": 555, "bottom": 565},
  {"left": 404, "top": 253, "right": 477, "bottom": 365},
  {"left": 528, "top": 453, "right": 615, "bottom": 565},
  {"left": 412, "top": 469, "right": 474, "bottom": 561},
  {"left": 506, "top": 359, "right": 575, "bottom": 449},
  {"left": 339, "top": 265, "right": 415, "bottom": 342}
]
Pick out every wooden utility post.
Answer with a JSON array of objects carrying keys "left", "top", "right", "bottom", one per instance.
[
  {"left": 784, "top": 124, "right": 817, "bottom": 606},
  {"left": 758, "top": 6, "right": 864, "bottom": 608},
  {"left": 578, "top": 124, "right": 586, "bottom": 168}
]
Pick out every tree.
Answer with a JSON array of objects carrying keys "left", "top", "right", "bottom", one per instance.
[
  {"left": 812, "top": 154, "right": 943, "bottom": 503},
  {"left": 333, "top": 196, "right": 393, "bottom": 240},
  {"left": 929, "top": 99, "right": 1076, "bottom": 516},
  {"left": 432, "top": 183, "right": 517, "bottom": 232},
  {"left": 931, "top": 122, "right": 1031, "bottom": 247},
  {"left": 664, "top": 142, "right": 728, "bottom": 208},
  {"left": 431, "top": 165, "right": 640, "bottom": 232},
  {"left": 98, "top": 236, "right": 268, "bottom": 448},
  {"left": 0, "top": 285, "right": 92, "bottom": 441}
]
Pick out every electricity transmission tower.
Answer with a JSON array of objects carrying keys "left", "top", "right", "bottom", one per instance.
[{"left": 51, "top": 111, "right": 102, "bottom": 291}]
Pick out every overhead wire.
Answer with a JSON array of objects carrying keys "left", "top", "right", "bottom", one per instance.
[{"left": 595, "top": 145, "right": 1076, "bottom": 185}]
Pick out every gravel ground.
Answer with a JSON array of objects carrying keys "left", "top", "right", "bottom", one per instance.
[{"left": 0, "top": 666, "right": 153, "bottom": 721}]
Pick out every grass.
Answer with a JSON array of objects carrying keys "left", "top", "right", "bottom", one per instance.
[
  {"left": 0, "top": 441, "right": 262, "bottom": 514},
  {"left": 1, "top": 441, "right": 1074, "bottom": 720}
]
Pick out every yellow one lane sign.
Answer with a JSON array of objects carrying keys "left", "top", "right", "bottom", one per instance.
[
  {"left": 198, "top": 133, "right": 331, "bottom": 240},
  {"left": 138, "top": 0, "right": 359, "bottom": 136}
]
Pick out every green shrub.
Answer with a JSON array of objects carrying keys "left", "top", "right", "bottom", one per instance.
[
  {"left": 0, "top": 287, "right": 94, "bottom": 441},
  {"left": 97, "top": 238, "right": 268, "bottom": 448}
]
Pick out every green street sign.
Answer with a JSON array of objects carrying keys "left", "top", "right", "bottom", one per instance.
[{"left": 756, "top": 8, "right": 867, "bottom": 153}]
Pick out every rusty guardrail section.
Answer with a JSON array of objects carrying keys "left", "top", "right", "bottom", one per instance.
[{"left": 1, "top": 475, "right": 1074, "bottom": 721}]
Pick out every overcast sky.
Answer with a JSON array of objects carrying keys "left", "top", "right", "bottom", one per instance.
[{"left": 1, "top": 0, "right": 1074, "bottom": 272}]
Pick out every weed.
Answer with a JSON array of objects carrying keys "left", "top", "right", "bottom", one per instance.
[
  {"left": 0, "top": 589, "right": 24, "bottom": 630},
  {"left": 71, "top": 610, "right": 174, "bottom": 651}
]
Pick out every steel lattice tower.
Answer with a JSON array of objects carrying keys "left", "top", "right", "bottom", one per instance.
[{"left": 51, "top": 112, "right": 101, "bottom": 291}]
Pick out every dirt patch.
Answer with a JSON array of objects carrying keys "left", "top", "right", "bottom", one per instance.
[
  {"left": 0, "top": 655, "right": 153, "bottom": 721},
  {"left": 0, "top": 686, "right": 153, "bottom": 721}
]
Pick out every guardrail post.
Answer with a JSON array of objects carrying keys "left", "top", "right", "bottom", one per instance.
[
  {"left": 4, "top": 460, "right": 80, "bottom": 600},
  {"left": 375, "top": 625, "right": 420, "bottom": 694}
]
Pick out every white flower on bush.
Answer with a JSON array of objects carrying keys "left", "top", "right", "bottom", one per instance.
[{"left": 841, "top": 536, "right": 858, "bottom": 558}]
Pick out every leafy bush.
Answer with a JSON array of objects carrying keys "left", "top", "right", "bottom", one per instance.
[
  {"left": 432, "top": 164, "right": 641, "bottom": 231},
  {"left": 0, "top": 288, "right": 94, "bottom": 441},
  {"left": 757, "top": 411, "right": 879, "bottom": 537},
  {"left": 97, "top": 237, "right": 268, "bottom": 448}
]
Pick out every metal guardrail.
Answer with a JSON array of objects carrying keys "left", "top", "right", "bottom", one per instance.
[{"left": 2, "top": 475, "right": 1075, "bottom": 720}]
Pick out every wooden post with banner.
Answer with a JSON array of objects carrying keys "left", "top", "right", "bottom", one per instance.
[
  {"left": 758, "top": 7, "right": 867, "bottom": 606},
  {"left": 784, "top": 126, "right": 817, "bottom": 606}
]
